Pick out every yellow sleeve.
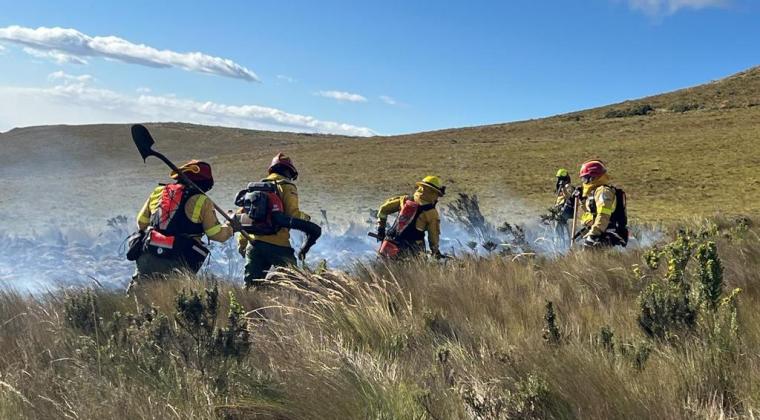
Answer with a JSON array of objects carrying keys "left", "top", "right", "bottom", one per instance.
[
  {"left": 556, "top": 184, "right": 575, "bottom": 207},
  {"left": 137, "top": 196, "right": 152, "bottom": 231},
  {"left": 425, "top": 210, "right": 441, "bottom": 254},
  {"left": 237, "top": 232, "right": 249, "bottom": 251},
  {"left": 279, "top": 183, "right": 310, "bottom": 221},
  {"left": 236, "top": 207, "right": 249, "bottom": 250},
  {"left": 136, "top": 186, "right": 163, "bottom": 231},
  {"left": 588, "top": 187, "right": 616, "bottom": 237},
  {"left": 377, "top": 196, "right": 405, "bottom": 221},
  {"left": 197, "top": 196, "right": 233, "bottom": 242}
]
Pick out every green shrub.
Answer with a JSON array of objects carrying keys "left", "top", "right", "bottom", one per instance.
[
  {"left": 695, "top": 241, "right": 724, "bottom": 310},
  {"left": 637, "top": 231, "right": 741, "bottom": 344},
  {"left": 603, "top": 104, "right": 654, "bottom": 118},
  {"left": 637, "top": 231, "right": 697, "bottom": 339},
  {"left": 542, "top": 301, "right": 562, "bottom": 346},
  {"left": 64, "top": 290, "right": 100, "bottom": 334},
  {"left": 637, "top": 280, "right": 696, "bottom": 339},
  {"left": 459, "top": 373, "right": 550, "bottom": 419},
  {"left": 669, "top": 102, "right": 701, "bottom": 113},
  {"left": 596, "top": 325, "right": 615, "bottom": 353}
]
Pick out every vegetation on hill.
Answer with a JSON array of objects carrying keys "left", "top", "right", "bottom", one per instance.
[
  {"left": 1, "top": 67, "right": 759, "bottom": 226},
  {"left": 1, "top": 216, "right": 759, "bottom": 419}
]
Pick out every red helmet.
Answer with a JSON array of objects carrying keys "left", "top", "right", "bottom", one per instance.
[
  {"left": 268, "top": 152, "right": 298, "bottom": 180},
  {"left": 171, "top": 160, "right": 214, "bottom": 191},
  {"left": 171, "top": 160, "right": 213, "bottom": 182},
  {"left": 579, "top": 160, "right": 607, "bottom": 179}
]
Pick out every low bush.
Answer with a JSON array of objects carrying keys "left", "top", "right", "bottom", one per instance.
[{"left": 603, "top": 103, "right": 654, "bottom": 118}]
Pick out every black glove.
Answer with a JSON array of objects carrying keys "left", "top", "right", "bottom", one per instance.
[
  {"left": 572, "top": 187, "right": 583, "bottom": 199},
  {"left": 298, "top": 234, "right": 319, "bottom": 261},
  {"left": 583, "top": 235, "right": 600, "bottom": 248},
  {"left": 227, "top": 213, "right": 244, "bottom": 233},
  {"left": 376, "top": 220, "right": 387, "bottom": 241}
]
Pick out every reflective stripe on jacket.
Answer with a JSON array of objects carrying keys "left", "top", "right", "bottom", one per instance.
[
  {"left": 377, "top": 185, "right": 441, "bottom": 254},
  {"left": 136, "top": 185, "right": 233, "bottom": 242},
  {"left": 583, "top": 185, "right": 616, "bottom": 238}
]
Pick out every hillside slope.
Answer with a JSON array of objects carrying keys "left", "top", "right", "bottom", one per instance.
[{"left": 1, "top": 67, "right": 759, "bottom": 225}]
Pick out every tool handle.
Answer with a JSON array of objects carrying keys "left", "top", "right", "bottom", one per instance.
[
  {"left": 152, "top": 151, "right": 255, "bottom": 242},
  {"left": 569, "top": 197, "right": 579, "bottom": 249}
]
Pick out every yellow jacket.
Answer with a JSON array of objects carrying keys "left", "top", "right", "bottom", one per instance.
[
  {"left": 555, "top": 183, "right": 576, "bottom": 207},
  {"left": 237, "top": 173, "right": 311, "bottom": 249},
  {"left": 581, "top": 174, "right": 616, "bottom": 238},
  {"left": 377, "top": 186, "right": 441, "bottom": 254},
  {"left": 137, "top": 185, "right": 233, "bottom": 242}
]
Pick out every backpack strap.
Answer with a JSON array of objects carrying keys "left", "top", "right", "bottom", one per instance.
[{"left": 419, "top": 203, "right": 436, "bottom": 212}]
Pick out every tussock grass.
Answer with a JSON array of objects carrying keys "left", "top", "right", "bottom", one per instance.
[{"left": 2, "top": 219, "right": 760, "bottom": 419}]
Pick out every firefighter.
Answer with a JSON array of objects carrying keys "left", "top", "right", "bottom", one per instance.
[
  {"left": 554, "top": 168, "right": 576, "bottom": 224},
  {"left": 577, "top": 160, "right": 628, "bottom": 248},
  {"left": 375, "top": 175, "right": 446, "bottom": 259},
  {"left": 238, "top": 153, "right": 311, "bottom": 287},
  {"left": 132, "top": 160, "right": 234, "bottom": 282}
]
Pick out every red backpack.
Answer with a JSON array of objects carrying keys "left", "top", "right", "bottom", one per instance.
[
  {"left": 379, "top": 197, "right": 434, "bottom": 257},
  {"left": 234, "top": 181, "right": 285, "bottom": 235}
]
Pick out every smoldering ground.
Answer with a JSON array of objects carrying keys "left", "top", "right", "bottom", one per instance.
[{"left": 0, "top": 193, "right": 661, "bottom": 293}]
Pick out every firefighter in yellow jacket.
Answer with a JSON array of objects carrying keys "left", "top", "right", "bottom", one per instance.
[
  {"left": 238, "top": 153, "right": 311, "bottom": 286},
  {"left": 577, "top": 160, "right": 628, "bottom": 248},
  {"left": 375, "top": 176, "right": 446, "bottom": 259},
  {"left": 133, "top": 160, "right": 234, "bottom": 281},
  {"left": 553, "top": 168, "right": 576, "bottom": 224}
]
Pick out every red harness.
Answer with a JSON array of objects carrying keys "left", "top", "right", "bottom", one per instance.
[{"left": 157, "top": 183, "right": 185, "bottom": 231}]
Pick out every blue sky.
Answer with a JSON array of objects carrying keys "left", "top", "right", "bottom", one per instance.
[{"left": 0, "top": 0, "right": 758, "bottom": 135}]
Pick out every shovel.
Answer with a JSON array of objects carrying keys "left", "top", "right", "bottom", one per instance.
[
  {"left": 130, "top": 124, "right": 254, "bottom": 242},
  {"left": 569, "top": 196, "right": 579, "bottom": 249}
]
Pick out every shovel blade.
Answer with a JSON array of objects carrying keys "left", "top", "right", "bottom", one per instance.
[{"left": 131, "top": 124, "right": 155, "bottom": 162}]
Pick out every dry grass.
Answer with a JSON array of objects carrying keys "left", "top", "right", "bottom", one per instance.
[{"left": 2, "top": 218, "right": 760, "bottom": 419}]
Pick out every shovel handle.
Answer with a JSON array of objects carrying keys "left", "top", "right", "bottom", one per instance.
[
  {"left": 151, "top": 151, "right": 255, "bottom": 243},
  {"left": 569, "top": 197, "right": 579, "bottom": 249}
]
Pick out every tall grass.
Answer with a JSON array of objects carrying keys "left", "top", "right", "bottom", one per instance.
[{"left": 2, "top": 218, "right": 760, "bottom": 419}]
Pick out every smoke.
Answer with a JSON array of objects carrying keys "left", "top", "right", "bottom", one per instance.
[{"left": 0, "top": 206, "right": 662, "bottom": 294}]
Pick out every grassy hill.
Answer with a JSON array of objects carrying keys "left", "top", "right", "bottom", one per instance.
[
  {"left": 2, "top": 67, "right": 760, "bottom": 419},
  {"left": 1, "top": 66, "right": 759, "bottom": 225}
]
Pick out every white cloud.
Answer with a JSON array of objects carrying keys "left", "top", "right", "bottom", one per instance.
[
  {"left": 23, "top": 46, "right": 87, "bottom": 64},
  {"left": 625, "top": 0, "right": 728, "bottom": 15},
  {"left": 379, "top": 95, "right": 398, "bottom": 106},
  {"left": 0, "top": 44, "right": 5, "bottom": 53},
  {"left": 276, "top": 74, "right": 296, "bottom": 83},
  {"left": 0, "top": 73, "right": 374, "bottom": 136},
  {"left": 48, "top": 70, "right": 93, "bottom": 83},
  {"left": 315, "top": 90, "right": 368, "bottom": 103},
  {"left": 136, "top": 87, "right": 152, "bottom": 94},
  {"left": 0, "top": 25, "right": 260, "bottom": 82}
]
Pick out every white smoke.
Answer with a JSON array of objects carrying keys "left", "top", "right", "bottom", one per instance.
[{"left": 0, "top": 210, "right": 662, "bottom": 294}]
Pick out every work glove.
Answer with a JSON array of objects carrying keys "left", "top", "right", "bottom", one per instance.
[
  {"left": 376, "top": 220, "right": 387, "bottom": 241},
  {"left": 582, "top": 235, "right": 601, "bottom": 248},
  {"left": 238, "top": 243, "right": 247, "bottom": 258},
  {"left": 572, "top": 186, "right": 583, "bottom": 200},
  {"left": 226, "top": 212, "right": 244, "bottom": 233},
  {"left": 298, "top": 234, "right": 319, "bottom": 262}
]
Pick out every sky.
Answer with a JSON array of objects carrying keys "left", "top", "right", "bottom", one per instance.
[{"left": 0, "top": 0, "right": 758, "bottom": 136}]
